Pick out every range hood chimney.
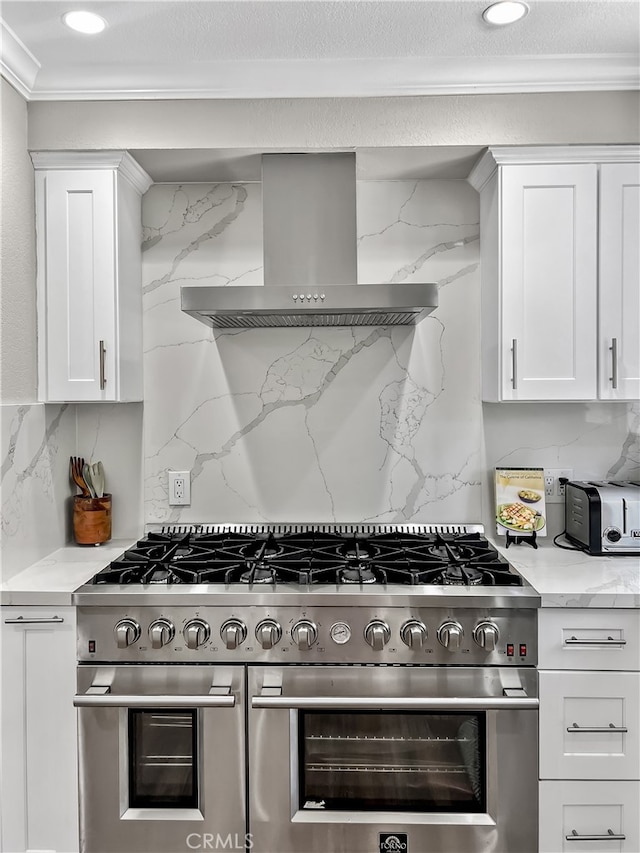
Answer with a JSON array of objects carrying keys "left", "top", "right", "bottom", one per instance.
[{"left": 181, "top": 153, "right": 438, "bottom": 328}]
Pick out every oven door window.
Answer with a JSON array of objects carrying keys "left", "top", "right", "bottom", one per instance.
[
  {"left": 299, "top": 711, "right": 485, "bottom": 812},
  {"left": 129, "top": 710, "right": 198, "bottom": 808}
]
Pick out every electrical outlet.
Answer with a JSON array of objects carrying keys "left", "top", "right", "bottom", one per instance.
[
  {"left": 544, "top": 468, "right": 573, "bottom": 504},
  {"left": 168, "top": 470, "right": 191, "bottom": 506}
]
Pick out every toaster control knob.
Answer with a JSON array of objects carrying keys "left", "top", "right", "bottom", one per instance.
[
  {"left": 364, "top": 620, "right": 391, "bottom": 651},
  {"left": 256, "top": 619, "right": 282, "bottom": 649},
  {"left": 291, "top": 620, "right": 318, "bottom": 650},
  {"left": 473, "top": 621, "right": 500, "bottom": 652},
  {"left": 148, "top": 619, "right": 175, "bottom": 649},
  {"left": 400, "top": 620, "right": 427, "bottom": 649},
  {"left": 183, "top": 619, "right": 210, "bottom": 650},
  {"left": 220, "top": 619, "right": 247, "bottom": 650},
  {"left": 114, "top": 618, "right": 140, "bottom": 649},
  {"left": 437, "top": 621, "right": 463, "bottom": 651},
  {"left": 606, "top": 528, "right": 622, "bottom": 543}
]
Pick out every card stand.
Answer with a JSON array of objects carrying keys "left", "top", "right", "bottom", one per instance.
[{"left": 505, "top": 528, "right": 538, "bottom": 550}]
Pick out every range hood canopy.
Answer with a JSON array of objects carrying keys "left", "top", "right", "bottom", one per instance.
[{"left": 181, "top": 152, "right": 438, "bottom": 329}]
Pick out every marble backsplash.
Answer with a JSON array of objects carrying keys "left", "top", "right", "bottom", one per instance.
[{"left": 140, "top": 178, "right": 639, "bottom": 530}]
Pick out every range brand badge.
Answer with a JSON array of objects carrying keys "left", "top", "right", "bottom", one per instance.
[{"left": 379, "top": 833, "right": 408, "bottom": 853}]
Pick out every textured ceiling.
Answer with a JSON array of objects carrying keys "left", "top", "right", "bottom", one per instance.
[{"left": 1, "top": 0, "right": 638, "bottom": 99}]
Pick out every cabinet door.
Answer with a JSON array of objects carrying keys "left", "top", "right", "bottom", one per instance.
[
  {"left": 40, "top": 170, "right": 117, "bottom": 402},
  {"left": 500, "top": 164, "right": 598, "bottom": 400},
  {"left": 539, "top": 780, "right": 640, "bottom": 853},
  {"left": 599, "top": 163, "right": 640, "bottom": 401},
  {"left": 539, "top": 670, "right": 640, "bottom": 781},
  {"left": 1, "top": 607, "right": 79, "bottom": 853}
]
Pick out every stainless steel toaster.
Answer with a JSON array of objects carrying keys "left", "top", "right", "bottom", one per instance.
[{"left": 565, "top": 480, "right": 640, "bottom": 555}]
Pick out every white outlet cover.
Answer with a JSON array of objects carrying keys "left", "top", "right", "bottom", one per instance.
[{"left": 168, "top": 470, "right": 191, "bottom": 505}]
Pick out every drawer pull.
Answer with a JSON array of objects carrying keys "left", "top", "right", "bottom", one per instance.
[
  {"left": 565, "top": 636, "right": 626, "bottom": 646},
  {"left": 566, "top": 829, "right": 626, "bottom": 842},
  {"left": 4, "top": 615, "right": 64, "bottom": 625},
  {"left": 567, "top": 722, "right": 628, "bottom": 734}
]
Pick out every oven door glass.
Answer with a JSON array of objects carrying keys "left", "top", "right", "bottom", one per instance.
[
  {"left": 129, "top": 710, "right": 197, "bottom": 808},
  {"left": 299, "top": 711, "right": 485, "bottom": 812}
]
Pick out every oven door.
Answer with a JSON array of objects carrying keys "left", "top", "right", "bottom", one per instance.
[
  {"left": 74, "top": 665, "right": 245, "bottom": 853},
  {"left": 249, "top": 665, "right": 538, "bottom": 853}
]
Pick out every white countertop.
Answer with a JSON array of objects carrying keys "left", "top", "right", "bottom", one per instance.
[
  {"left": 491, "top": 537, "right": 640, "bottom": 608},
  {"left": 0, "top": 541, "right": 135, "bottom": 606},
  {"left": 1, "top": 537, "right": 638, "bottom": 608}
]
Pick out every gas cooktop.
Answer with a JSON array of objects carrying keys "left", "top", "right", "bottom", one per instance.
[{"left": 89, "top": 525, "right": 523, "bottom": 588}]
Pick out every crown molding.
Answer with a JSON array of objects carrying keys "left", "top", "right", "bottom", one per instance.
[
  {"left": 6, "top": 53, "right": 640, "bottom": 101},
  {"left": 30, "top": 151, "right": 153, "bottom": 194},
  {"left": 0, "top": 19, "right": 40, "bottom": 99},
  {"left": 468, "top": 144, "right": 640, "bottom": 190}
]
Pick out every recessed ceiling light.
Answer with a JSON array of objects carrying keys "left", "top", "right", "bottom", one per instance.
[
  {"left": 482, "top": 1, "right": 529, "bottom": 25},
  {"left": 62, "top": 10, "right": 107, "bottom": 34}
]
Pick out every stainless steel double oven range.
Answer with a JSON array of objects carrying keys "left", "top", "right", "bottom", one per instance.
[{"left": 73, "top": 524, "right": 539, "bottom": 853}]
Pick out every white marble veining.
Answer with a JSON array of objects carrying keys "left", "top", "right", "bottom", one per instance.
[
  {"left": 0, "top": 403, "right": 76, "bottom": 581},
  {"left": 142, "top": 179, "right": 484, "bottom": 525}
]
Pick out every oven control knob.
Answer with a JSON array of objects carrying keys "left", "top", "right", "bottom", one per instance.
[
  {"left": 437, "top": 621, "right": 463, "bottom": 651},
  {"left": 256, "top": 619, "right": 282, "bottom": 649},
  {"left": 183, "top": 619, "right": 210, "bottom": 650},
  {"left": 400, "top": 620, "right": 427, "bottom": 649},
  {"left": 606, "top": 528, "right": 622, "bottom": 543},
  {"left": 473, "top": 621, "right": 500, "bottom": 652},
  {"left": 364, "top": 620, "right": 391, "bottom": 651},
  {"left": 291, "top": 620, "right": 318, "bottom": 650},
  {"left": 148, "top": 618, "right": 175, "bottom": 649},
  {"left": 114, "top": 618, "right": 140, "bottom": 649},
  {"left": 220, "top": 619, "right": 247, "bottom": 650}
]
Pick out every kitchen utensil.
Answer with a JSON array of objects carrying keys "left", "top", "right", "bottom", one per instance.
[
  {"left": 83, "top": 462, "right": 96, "bottom": 498},
  {"left": 91, "top": 461, "right": 105, "bottom": 499},
  {"left": 70, "top": 456, "right": 90, "bottom": 497}
]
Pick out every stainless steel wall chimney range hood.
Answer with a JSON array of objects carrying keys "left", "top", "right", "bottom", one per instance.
[{"left": 181, "top": 153, "right": 438, "bottom": 328}]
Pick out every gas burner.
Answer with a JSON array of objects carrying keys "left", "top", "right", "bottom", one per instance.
[
  {"left": 338, "top": 566, "right": 380, "bottom": 584},
  {"left": 441, "top": 565, "right": 484, "bottom": 586},
  {"left": 428, "top": 543, "right": 475, "bottom": 562},
  {"left": 172, "top": 545, "right": 195, "bottom": 559},
  {"left": 240, "top": 567, "right": 276, "bottom": 584},
  {"left": 242, "top": 535, "right": 283, "bottom": 561},
  {"left": 339, "top": 539, "right": 377, "bottom": 562}
]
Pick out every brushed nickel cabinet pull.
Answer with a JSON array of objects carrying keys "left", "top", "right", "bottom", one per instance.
[
  {"left": 566, "top": 829, "right": 626, "bottom": 842},
  {"left": 4, "top": 615, "right": 64, "bottom": 624},
  {"left": 610, "top": 337, "right": 618, "bottom": 389},
  {"left": 567, "top": 722, "right": 628, "bottom": 733},
  {"left": 564, "top": 636, "right": 626, "bottom": 646},
  {"left": 99, "top": 340, "right": 106, "bottom": 390},
  {"left": 511, "top": 339, "right": 518, "bottom": 390}
]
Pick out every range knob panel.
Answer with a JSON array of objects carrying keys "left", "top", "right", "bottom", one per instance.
[
  {"left": 364, "top": 620, "right": 391, "bottom": 651},
  {"left": 256, "top": 619, "right": 282, "bottom": 649},
  {"left": 291, "top": 620, "right": 318, "bottom": 650},
  {"left": 220, "top": 619, "right": 247, "bottom": 650},
  {"left": 148, "top": 618, "right": 175, "bottom": 649},
  {"left": 473, "top": 621, "right": 500, "bottom": 652},
  {"left": 114, "top": 618, "right": 140, "bottom": 649},
  {"left": 400, "top": 620, "right": 427, "bottom": 649},
  {"left": 437, "top": 621, "right": 463, "bottom": 651},
  {"left": 183, "top": 619, "right": 210, "bottom": 650}
]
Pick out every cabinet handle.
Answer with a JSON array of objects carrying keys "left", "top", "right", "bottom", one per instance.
[
  {"left": 4, "top": 615, "right": 64, "bottom": 624},
  {"left": 511, "top": 339, "right": 518, "bottom": 389},
  {"left": 567, "top": 722, "right": 628, "bottom": 733},
  {"left": 564, "top": 636, "right": 626, "bottom": 646},
  {"left": 566, "top": 829, "right": 626, "bottom": 842},
  {"left": 610, "top": 337, "right": 618, "bottom": 389},
  {"left": 99, "top": 340, "right": 106, "bottom": 390}
]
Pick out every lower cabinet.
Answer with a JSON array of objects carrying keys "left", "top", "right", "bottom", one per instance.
[
  {"left": 539, "top": 781, "right": 640, "bottom": 853},
  {"left": 1, "top": 606, "right": 79, "bottom": 853}
]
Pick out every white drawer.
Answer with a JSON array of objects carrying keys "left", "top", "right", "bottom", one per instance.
[
  {"left": 540, "top": 671, "right": 640, "bottom": 780},
  {"left": 540, "top": 780, "right": 640, "bottom": 853},
  {"left": 539, "top": 609, "right": 640, "bottom": 671}
]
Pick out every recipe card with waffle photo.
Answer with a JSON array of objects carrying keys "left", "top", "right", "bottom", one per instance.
[{"left": 495, "top": 468, "right": 547, "bottom": 538}]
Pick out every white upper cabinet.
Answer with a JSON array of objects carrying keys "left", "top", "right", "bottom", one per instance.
[
  {"left": 32, "top": 152, "right": 152, "bottom": 403},
  {"left": 469, "top": 146, "right": 640, "bottom": 402},
  {"left": 599, "top": 162, "right": 640, "bottom": 401}
]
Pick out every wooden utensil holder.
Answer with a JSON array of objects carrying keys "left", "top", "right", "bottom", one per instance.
[{"left": 73, "top": 494, "right": 112, "bottom": 545}]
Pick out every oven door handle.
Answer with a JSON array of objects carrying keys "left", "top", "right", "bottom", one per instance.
[
  {"left": 250, "top": 695, "right": 538, "bottom": 710},
  {"left": 74, "top": 690, "right": 236, "bottom": 708}
]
